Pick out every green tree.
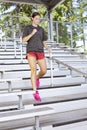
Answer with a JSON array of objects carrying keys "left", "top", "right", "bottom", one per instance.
[{"left": 0, "top": 0, "right": 87, "bottom": 50}]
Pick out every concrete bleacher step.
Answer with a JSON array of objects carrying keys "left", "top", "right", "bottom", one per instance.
[
  {"left": 60, "top": 62, "right": 87, "bottom": 67},
  {"left": 60, "top": 59, "right": 87, "bottom": 62},
  {"left": 0, "top": 51, "right": 70, "bottom": 57},
  {"left": 68, "top": 64, "right": 87, "bottom": 69},
  {"left": 0, "top": 56, "right": 25, "bottom": 59},
  {"left": 0, "top": 57, "right": 81, "bottom": 63},
  {"left": 0, "top": 69, "right": 69, "bottom": 79},
  {"left": 0, "top": 106, "right": 54, "bottom": 130},
  {"left": 0, "top": 46, "right": 19, "bottom": 49},
  {"left": 35, "top": 99, "right": 87, "bottom": 128},
  {"left": 58, "top": 61, "right": 87, "bottom": 69},
  {"left": 0, "top": 49, "right": 66, "bottom": 55},
  {"left": 15, "top": 124, "right": 87, "bottom": 130},
  {"left": 56, "top": 58, "right": 83, "bottom": 61},
  {"left": 0, "top": 48, "right": 22, "bottom": 52},
  {"left": 33, "top": 98, "right": 87, "bottom": 116},
  {"left": 13, "top": 126, "right": 61, "bottom": 130},
  {"left": 52, "top": 108, "right": 87, "bottom": 128},
  {"left": 45, "top": 50, "right": 69, "bottom": 53},
  {"left": 51, "top": 121, "right": 87, "bottom": 130},
  {"left": 0, "top": 84, "right": 87, "bottom": 108},
  {"left": 0, "top": 52, "right": 80, "bottom": 56},
  {"left": 0, "top": 59, "right": 28, "bottom": 64},
  {"left": 2, "top": 59, "right": 23, "bottom": 64},
  {"left": 0, "top": 57, "right": 83, "bottom": 64},
  {"left": 0, "top": 76, "right": 85, "bottom": 91},
  {"left": 1, "top": 100, "right": 87, "bottom": 129},
  {"left": 0, "top": 41, "right": 87, "bottom": 130},
  {"left": 0, "top": 67, "right": 53, "bottom": 77},
  {"left": 0, "top": 55, "right": 80, "bottom": 60},
  {"left": 0, "top": 50, "right": 26, "bottom": 56},
  {"left": 52, "top": 121, "right": 87, "bottom": 130},
  {"left": 0, "top": 52, "right": 26, "bottom": 55}
]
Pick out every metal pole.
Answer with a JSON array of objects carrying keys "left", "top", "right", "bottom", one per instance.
[
  {"left": 85, "top": 77, "right": 87, "bottom": 83},
  {"left": 0, "top": 26, "right": 2, "bottom": 48},
  {"left": 1, "top": 72, "right": 4, "bottom": 79},
  {"left": 8, "top": 81, "right": 12, "bottom": 92},
  {"left": 48, "top": 10, "right": 54, "bottom": 86},
  {"left": 48, "top": 11, "right": 54, "bottom": 41},
  {"left": 14, "top": 31, "right": 17, "bottom": 58},
  {"left": 50, "top": 51, "right": 53, "bottom": 87},
  {"left": 0, "top": 36, "right": 2, "bottom": 48},
  {"left": 4, "top": 30, "right": 7, "bottom": 51},
  {"left": 83, "top": 22, "right": 85, "bottom": 52},
  {"left": 34, "top": 116, "right": 40, "bottom": 130},
  {"left": 71, "top": 23, "right": 73, "bottom": 48},
  {"left": 56, "top": 21, "right": 59, "bottom": 43},
  {"left": 48, "top": 20, "right": 50, "bottom": 40},
  {"left": 18, "top": 95, "right": 24, "bottom": 109},
  {"left": 20, "top": 36, "right": 23, "bottom": 63}
]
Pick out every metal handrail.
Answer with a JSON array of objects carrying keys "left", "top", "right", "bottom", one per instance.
[
  {"left": 57, "top": 45, "right": 86, "bottom": 58},
  {"left": 48, "top": 52, "right": 87, "bottom": 85},
  {"left": 52, "top": 57, "right": 87, "bottom": 78}
]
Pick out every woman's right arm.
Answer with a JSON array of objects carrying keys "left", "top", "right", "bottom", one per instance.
[
  {"left": 22, "top": 29, "right": 37, "bottom": 42},
  {"left": 22, "top": 33, "right": 33, "bottom": 42}
]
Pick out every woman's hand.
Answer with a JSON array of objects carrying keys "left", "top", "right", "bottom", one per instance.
[
  {"left": 22, "top": 29, "right": 37, "bottom": 42},
  {"left": 31, "top": 29, "right": 37, "bottom": 36},
  {"left": 47, "top": 47, "right": 51, "bottom": 54},
  {"left": 43, "top": 41, "right": 51, "bottom": 55}
]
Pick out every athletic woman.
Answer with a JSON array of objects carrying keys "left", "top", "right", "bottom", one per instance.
[{"left": 22, "top": 12, "right": 51, "bottom": 101}]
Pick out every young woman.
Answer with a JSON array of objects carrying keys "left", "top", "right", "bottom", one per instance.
[{"left": 22, "top": 12, "right": 51, "bottom": 101}]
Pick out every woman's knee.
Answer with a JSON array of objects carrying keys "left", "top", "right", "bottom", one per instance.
[
  {"left": 31, "top": 67, "right": 36, "bottom": 75},
  {"left": 41, "top": 69, "right": 47, "bottom": 75}
]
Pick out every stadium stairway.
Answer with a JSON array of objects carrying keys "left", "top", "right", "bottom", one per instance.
[{"left": 0, "top": 41, "right": 87, "bottom": 130}]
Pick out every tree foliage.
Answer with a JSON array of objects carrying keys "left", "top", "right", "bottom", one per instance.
[{"left": 0, "top": 0, "right": 87, "bottom": 49}]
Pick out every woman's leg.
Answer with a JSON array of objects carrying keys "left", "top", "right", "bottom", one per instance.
[
  {"left": 27, "top": 55, "right": 41, "bottom": 101},
  {"left": 36, "top": 58, "right": 47, "bottom": 79},
  {"left": 27, "top": 56, "right": 37, "bottom": 91}
]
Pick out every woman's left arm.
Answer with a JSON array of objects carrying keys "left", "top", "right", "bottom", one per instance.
[{"left": 43, "top": 41, "right": 51, "bottom": 54}]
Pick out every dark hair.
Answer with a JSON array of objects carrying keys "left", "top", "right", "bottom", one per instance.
[{"left": 32, "top": 12, "right": 40, "bottom": 18}]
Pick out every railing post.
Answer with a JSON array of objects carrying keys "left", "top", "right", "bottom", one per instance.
[
  {"left": 56, "top": 21, "right": 59, "bottom": 43},
  {"left": 33, "top": 116, "right": 41, "bottom": 130},
  {"left": 1, "top": 71, "right": 4, "bottom": 79},
  {"left": 50, "top": 50, "right": 53, "bottom": 87},
  {"left": 20, "top": 43, "right": 23, "bottom": 63},
  {"left": 0, "top": 26, "right": 2, "bottom": 48},
  {"left": 70, "top": 22, "right": 73, "bottom": 48},
  {"left": 14, "top": 31, "right": 17, "bottom": 58},
  {"left": 8, "top": 81, "right": 12, "bottom": 92},
  {"left": 4, "top": 36, "right": 7, "bottom": 51},
  {"left": 85, "top": 77, "right": 87, "bottom": 83},
  {"left": 18, "top": 95, "right": 24, "bottom": 109},
  {"left": 70, "top": 69, "right": 73, "bottom": 77},
  {"left": 20, "top": 36, "right": 23, "bottom": 63},
  {"left": 0, "top": 37, "right": 2, "bottom": 48}
]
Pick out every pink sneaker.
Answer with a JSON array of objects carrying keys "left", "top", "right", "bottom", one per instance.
[
  {"left": 36, "top": 79, "right": 40, "bottom": 88},
  {"left": 33, "top": 91, "right": 41, "bottom": 101}
]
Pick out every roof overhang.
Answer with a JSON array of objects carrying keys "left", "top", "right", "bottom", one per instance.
[{"left": 0, "top": 0, "right": 65, "bottom": 12}]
